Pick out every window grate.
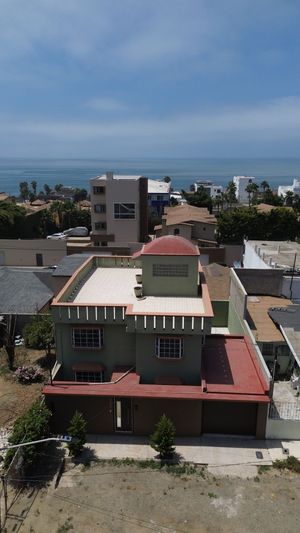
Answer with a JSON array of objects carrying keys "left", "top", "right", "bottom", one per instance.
[
  {"left": 72, "top": 328, "right": 103, "bottom": 348},
  {"left": 153, "top": 264, "right": 189, "bottom": 277},
  {"left": 155, "top": 337, "right": 184, "bottom": 359}
]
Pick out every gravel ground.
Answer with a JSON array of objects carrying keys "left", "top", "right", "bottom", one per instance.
[{"left": 6, "top": 461, "right": 299, "bottom": 533}]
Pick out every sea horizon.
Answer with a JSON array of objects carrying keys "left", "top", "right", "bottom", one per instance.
[{"left": 0, "top": 157, "right": 300, "bottom": 196}]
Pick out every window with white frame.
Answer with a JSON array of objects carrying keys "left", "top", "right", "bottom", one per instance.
[
  {"left": 75, "top": 371, "right": 104, "bottom": 382},
  {"left": 153, "top": 264, "right": 189, "bottom": 277},
  {"left": 72, "top": 328, "right": 104, "bottom": 348},
  {"left": 155, "top": 337, "right": 184, "bottom": 359},
  {"left": 114, "top": 203, "right": 135, "bottom": 219}
]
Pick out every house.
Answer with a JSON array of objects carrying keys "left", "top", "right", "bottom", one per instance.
[
  {"left": 90, "top": 172, "right": 148, "bottom": 247},
  {"left": 233, "top": 176, "right": 257, "bottom": 203},
  {"left": 243, "top": 240, "right": 300, "bottom": 301},
  {"left": 192, "top": 180, "right": 223, "bottom": 198},
  {"left": 154, "top": 204, "right": 217, "bottom": 246},
  {"left": 148, "top": 179, "right": 170, "bottom": 216},
  {"left": 43, "top": 235, "right": 269, "bottom": 438},
  {"left": 278, "top": 178, "right": 300, "bottom": 198},
  {"left": 0, "top": 239, "right": 67, "bottom": 267}
]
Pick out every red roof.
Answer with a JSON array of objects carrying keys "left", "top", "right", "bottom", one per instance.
[{"left": 133, "top": 236, "right": 200, "bottom": 257}]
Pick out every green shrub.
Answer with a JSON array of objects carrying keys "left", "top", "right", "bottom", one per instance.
[
  {"left": 67, "top": 411, "right": 87, "bottom": 457},
  {"left": 273, "top": 456, "right": 300, "bottom": 473},
  {"left": 150, "top": 414, "right": 176, "bottom": 459},
  {"left": 5, "top": 400, "right": 51, "bottom": 471}
]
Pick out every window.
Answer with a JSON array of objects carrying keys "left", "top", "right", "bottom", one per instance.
[
  {"left": 36, "top": 253, "right": 43, "bottom": 266},
  {"left": 72, "top": 328, "right": 103, "bottom": 348},
  {"left": 93, "top": 186, "right": 105, "bottom": 194},
  {"left": 174, "top": 228, "right": 180, "bottom": 235},
  {"left": 94, "top": 204, "right": 106, "bottom": 213},
  {"left": 155, "top": 337, "right": 184, "bottom": 359},
  {"left": 261, "top": 343, "right": 274, "bottom": 356},
  {"left": 114, "top": 203, "right": 135, "bottom": 219},
  {"left": 153, "top": 264, "right": 189, "bottom": 277},
  {"left": 75, "top": 371, "right": 104, "bottom": 382},
  {"left": 95, "top": 221, "right": 107, "bottom": 230}
]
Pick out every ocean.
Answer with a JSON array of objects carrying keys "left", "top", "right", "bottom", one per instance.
[{"left": 0, "top": 157, "right": 300, "bottom": 196}]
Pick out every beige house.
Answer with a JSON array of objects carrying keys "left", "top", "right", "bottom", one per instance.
[
  {"left": 90, "top": 172, "right": 148, "bottom": 247},
  {"left": 155, "top": 204, "right": 217, "bottom": 246},
  {"left": 0, "top": 239, "right": 67, "bottom": 267}
]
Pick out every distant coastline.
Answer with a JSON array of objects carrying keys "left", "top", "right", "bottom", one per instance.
[{"left": 0, "top": 157, "right": 300, "bottom": 196}]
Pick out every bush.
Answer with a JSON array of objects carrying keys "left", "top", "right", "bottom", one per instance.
[
  {"left": 67, "top": 411, "right": 87, "bottom": 457},
  {"left": 273, "top": 456, "right": 300, "bottom": 473},
  {"left": 150, "top": 414, "right": 176, "bottom": 459},
  {"left": 4, "top": 400, "right": 52, "bottom": 471},
  {"left": 23, "top": 316, "right": 54, "bottom": 354},
  {"left": 14, "top": 365, "right": 43, "bottom": 384}
]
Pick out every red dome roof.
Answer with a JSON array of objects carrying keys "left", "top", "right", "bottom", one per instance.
[{"left": 135, "top": 236, "right": 199, "bottom": 257}]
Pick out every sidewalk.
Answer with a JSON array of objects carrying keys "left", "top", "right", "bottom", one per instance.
[{"left": 86, "top": 433, "right": 300, "bottom": 469}]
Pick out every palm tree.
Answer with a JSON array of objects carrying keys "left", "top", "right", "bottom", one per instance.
[
  {"left": 285, "top": 190, "right": 294, "bottom": 207},
  {"left": 245, "top": 182, "right": 259, "bottom": 206},
  {"left": 260, "top": 180, "right": 270, "bottom": 192},
  {"left": 31, "top": 180, "right": 37, "bottom": 196}
]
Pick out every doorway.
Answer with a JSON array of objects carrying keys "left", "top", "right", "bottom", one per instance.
[{"left": 114, "top": 398, "right": 133, "bottom": 432}]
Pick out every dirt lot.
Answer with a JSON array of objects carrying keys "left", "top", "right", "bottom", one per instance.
[
  {"left": 0, "top": 347, "right": 48, "bottom": 427},
  {"left": 8, "top": 461, "right": 300, "bottom": 533}
]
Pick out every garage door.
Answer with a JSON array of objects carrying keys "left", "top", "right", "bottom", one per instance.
[{"left": 202, "top": 401, "right": 257, "bottom": 436}]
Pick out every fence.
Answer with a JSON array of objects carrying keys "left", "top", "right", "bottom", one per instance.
[{"left": 269, "top": 401, "right": 300, "bottom": 421}]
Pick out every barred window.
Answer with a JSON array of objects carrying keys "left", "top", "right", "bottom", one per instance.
[
  {"left": 153, "top": 264, "right": 189, "bottom": 277},
  {"left": 155, "top": 337, "right": 184, "bottom": 359},
  {"left": 72, "top": 328, "right": 103, "bottom": 348},
  {"left": 93, "top": 186, "right": 105, "bottom": 194},
  {"left": 94, "top": 204, "right": 106, "bottom": 213},
  {"left": 114, "top": 203, "right": 135, "bottom": 219},
  {"left": 75, "top": 371, "right": 104, "bottom": 382}
]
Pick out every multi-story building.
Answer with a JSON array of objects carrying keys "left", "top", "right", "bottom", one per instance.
[
  {"left": 90, "top": 172, "right": 148, "bottom": 247},
  {"left": 233, "top": 176, "right": 257, "bottom": 203},
  {"left": 44, "top": 235, "right": 269, "bottom": 438},
  {"left": 148, "top": 179, "right": 170, "bottom": 216},
  {"left": 192, "top": 180, "right": 223, "bottom": 198},
  {"left": 278, "top": 178, "right": 300, "bottom": 198}
]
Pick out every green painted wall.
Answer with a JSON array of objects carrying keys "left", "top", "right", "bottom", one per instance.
[
  {"left": 142, "top": 255, "right": 199, "bottom": 296},
  {"left": 135, "top": 333, "right": 202, "bottom": 385},
  {"left": 211, "top": 301, "right": 229, "bottom": 327},
  {"left": 55, "top": 323, "right": 135, "bottom": 380},
  {"left": 227, "top": 301, "right": 245, "bottom": 334}
]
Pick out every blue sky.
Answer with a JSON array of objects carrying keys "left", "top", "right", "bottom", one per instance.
[{"left": 1, "top": 0, "right": 300, "bottom": 158}]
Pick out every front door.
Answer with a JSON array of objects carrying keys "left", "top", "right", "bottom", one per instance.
[{"left": 114, "top": 398, "right": 133, "bottom": 432}]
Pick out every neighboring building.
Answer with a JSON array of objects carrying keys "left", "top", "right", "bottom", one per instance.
[
  {"left": 43, "top": 235, "right": 269, "bottom": 438},
  {"left": 243, "top": 240, "right": 300, "bottom": 301},
  {"left": 233, "top": 176, "right": 256, "bottom": 203},
  {"left": 192, "top": 180, "right": 223, "bottom": 198},
  {"left": 0, "top": 192, "right": 10, "bottom": 202},
  {"left": 148, "top": 179, "right": 170, "bottom": 216},
  {"left": 90, "top": 172, "right": 148, "bottom": 247},
  {"left": 278, "top": 178, "right": 300, "bottom": 198},
  {"left": 154, "top": 205, "right": 217, "bottom": 246},
  {"left": 0, "top": 239, "right": 67, "bottom": 267},
  {"left": 0, "top": 266, "right": 54, "bottom": 332},
  {"left": 170, "top": 190, "right": 187, "bottom": 205},
  {"left": 47, "top": 186, "right": 76, "bottom": 201}
]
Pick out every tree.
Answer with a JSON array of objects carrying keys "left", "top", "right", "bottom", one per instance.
[
  {"left": 285, "top": 191, "right": 295, "bottom": 207},
  {"left": 150, "top": 414, "right": 176, "bottom": 459},
  {"left": 225, "top": 180, "right": 237, "bottom": 209},
  {"left": 183, "top": 186, "right": 212, "bottom": 210},
  {"left": 73, "top": 188, "right": 88, "bottom": 203},
  {"left": 260, "top": 180, "right": 270, "bottom": 192},
  {"left": 163, "top": 176, "right": 171, "bottom": 183},
  {"left": 31, "top": 180, "right": 37, "bottom": 196},
  {"left": 67, "top": 411, "right": 87, "bottom": 456},
  {"left": 54, "top": 183, "right": 63, "bottom": 192},
  {"left": 19, "top": 181, "right": 30, "bottom": 201},
  {"left": 0, "top": 201, "right": 27, "bottom": 238},
  {"left": 44, "top": 183, "right": 51, "bottom": 195},
  {"left": 23, "top": 316, "right": 54, "bottom": 356},
  {"left": 170, "top": 196, "right": 179, "bottom": 206},
  {"left": 245, "top": 182, "right": 259, "bottom": 206},
  {"left": 0, "top": 314, "right": 16, "bottom": 370},
  {"left": 4, "top": 400, "right": 52, "bottom": 471}
]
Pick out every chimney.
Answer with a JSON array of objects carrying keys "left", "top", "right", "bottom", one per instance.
[{"left": 106, "top": 171, "right": 114, "bottom": 180}]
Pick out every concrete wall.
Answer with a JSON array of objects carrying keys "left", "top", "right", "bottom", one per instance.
[
  {"left": 266, "top": 418, "right": 300, "bottom": 439},
  {"left": 167, "top": 223, "right": 192, "bottom": 240},
  {"left": 281, "top": 276, "right": 300, "bottom": 301},
  {"left": 211, "top": 301, "right": 229, "bottom": 327},
  {"left": 106, "top": 178, "right": 142, "bottom": 244},
  {"left": 142, "top": 255, "right": 199, "bottom": 297},
  {"left": 192, "top": 221, "right": 216, "bottom": 242},
  {"left": 243, "top": 242, "right": 271, "bottom": 269},
  {"left": 135, "top": 333, "right": 202, "bottom": 385},
  {"left": 0, "top": 239, "right": 66, "bottom": 266},
  {"left": 235, "top": 268, "right": 283, "bottom": 296},
  {"left": 228, "top": 269, "right": 247, "bottom": 334}
]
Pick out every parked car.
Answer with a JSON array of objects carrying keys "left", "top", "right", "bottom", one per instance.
[
  {"left": 14, "top": 335, "right": 25, "bottom": 346},
  {"left": 47, "top": 233, "right": 67, "bottom": 240},
  {"left": 47, "top": 227, "right": 88, "bottom": 239}
]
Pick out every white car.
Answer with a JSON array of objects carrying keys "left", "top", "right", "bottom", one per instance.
[{"left": 47, "top": 233, "right": 67, "bottom": 240}]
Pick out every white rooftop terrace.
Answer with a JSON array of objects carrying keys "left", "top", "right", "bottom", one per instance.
[
  {"left": 92, "top": 174, "right": 142, "bottom": 181},
  {"left": 148, "top": 179, "right": 170, "bottom": 194},
  {"left": 73, "top": 267, "right": 205, "bottom": 315}
]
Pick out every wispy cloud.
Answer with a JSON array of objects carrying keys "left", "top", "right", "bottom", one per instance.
[
  {"left": 85, "top": 97, "right": 128, "bottom": 112},
  {"left": 1, "top": 96, "right": 300, "bottom": 156}
]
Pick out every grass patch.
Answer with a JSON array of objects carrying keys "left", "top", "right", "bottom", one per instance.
[
  {"left": 95, "top": 457, "right": 206, "bottom": 476},
  {"left": 258, "top": 465, "right": 271, "bottom": 475},
  {"left": 208, "top": 492, "right": 218, "bottom": 498},
  {"left": 273, "top": 456, "right": 300, "bottom": 473}
]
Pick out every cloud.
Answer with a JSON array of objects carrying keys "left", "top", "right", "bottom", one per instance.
[
  {"left": 1, "top": 96, "right": 300, "bottom": 156},
  {"left": 85, "top": 97, "right": 128, "bottom": 112}
]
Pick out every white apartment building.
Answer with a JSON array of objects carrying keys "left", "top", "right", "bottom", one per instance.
[
  {"left": 147, "top": 179, "right": 170, "bottom": 215},
  {"left": 193, "top": 180, "right": 223, "bottom": 198},
  {"left": 278, "top": 178, "right": 300, "bottom": 198},
  {"left": 90, "top": 172, "right": 148, "bottom": 247},
  {"left": 233, "top": 176, "right": 256, "bottom": 203}
]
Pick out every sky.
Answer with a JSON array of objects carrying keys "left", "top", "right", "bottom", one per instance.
[{"left": 1, "top": 0, "right": 300, "bottom": 158}]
